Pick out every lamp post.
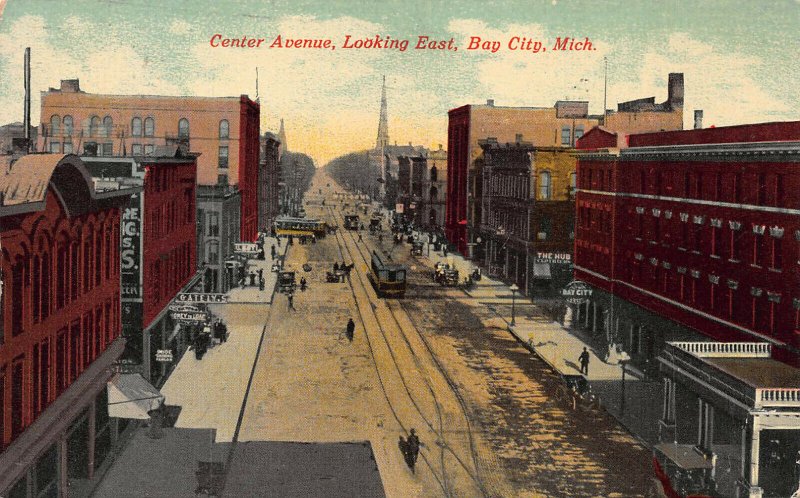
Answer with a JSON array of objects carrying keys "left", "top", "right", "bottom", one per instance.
[
  {"left": 618, "top": 351, "right": 631, "bottom": 416},
  {"left": 509, "top": 283, "right": 519, "bottom": 327}
]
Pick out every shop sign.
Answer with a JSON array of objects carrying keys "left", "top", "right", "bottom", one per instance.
[
  {"left": 121, "top": 194, "right": 143, "bottom": 300},
  {"left": 155, "top": 350, "right": 174, "bottom": 363},
  {"left": 561, "top": 280, "right": 592, "bottom": 305},
  {"left": 177, "top": 293, "right": 228, "bottom": 304},
  {"left": 169, "top": 303, "right": 201, "bottom": 313},
  {"left": 536, "top": 252, "right": 572, "bottom": 265},
  {"left": 171, "top": 311, "right": 207, "bottom": 323},
  {"left": 235, "top": 243, "right": 260, "bottom": 254}
]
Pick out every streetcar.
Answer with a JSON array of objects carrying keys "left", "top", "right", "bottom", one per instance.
[
  {"left": 273, "top": 216, "right": 327, "bottom": 238},
  {"left": 343, "top": 214, "right": 360, "bottom": 230},
  {"left": 368, "top": 250, "right": 407, "bottom": 297}
]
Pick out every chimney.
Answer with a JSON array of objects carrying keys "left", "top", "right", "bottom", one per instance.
[
  {"left": 694, "top": 110, "right": 703, "bottom": 129},
  {"left": 515, "top": 133, "right": 523, "bottom": 144},
  {"left": 23, "top": 48, "right": 31, "bottom": 147},
  {"left": 438, "top": 144, "right": 443, "bottom": 150},
  {"left": 60, "top": 79, "right": 81, "bottom": 93},
  {"left": 667, "top": 73, "right": 684, "bottom": 108},
  {"left": 486, "top": 99, "right": 494, "bottom": 107}
]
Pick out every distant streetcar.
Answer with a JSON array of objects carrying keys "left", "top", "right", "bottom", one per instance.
[
  {"left": 343, "top": 215, "right": 360, "bottom": 230},
  {"left": 368, "top": 250, "right": 407, "bottom": 297},
  {"left": 273, "top": 216, "right": 327, "bottom": 238}
]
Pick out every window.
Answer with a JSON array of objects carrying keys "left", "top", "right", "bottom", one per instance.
[
  {"left": 63, "top": 115, "right": 73, "bottom": 136},
  {"left": 83, "top": 142, "right": 97, "bottom": 155},
  {"left": 734, "top": 173, "right": 742, "bottom": 203},
  {"left": 753, "top": 235, "right": 765, "bottom": 267},
  {"left": 731, "top": 230, "right": 742, "bottom": 261},
  {"left": 131, "top": 117, "right": 142, "bottom": 137},
  {"left": 206, "top": 241, "right": 219, "bottom": 264},
  {"left": 538, "top": 171, "right": 552, "bottom": 199},
  {"left": 538, "top": 217, "right": 552, "bottom": 240},
  {"left": 11, "top": 357, "right": 24, "bottom": 438},
  {"left": 144, "top": 117, "right": 155, "bottom": 137},
  {"left": 103, "top": 116, "right": 113, "bottom": 138},
  {"left": 771, "top": 237, "right": 782, "bottom": 270},
  {"left": 757, "top": 173, "right": 767, "bottom": 205},
  {"left": 208, "top": 212, "right": 220, "bottom": 237},
  {"left": 178, "top": 118, "right": 190, "bottom": 138},
  {"left": 218, "top": 146, "right": 229, "bottom": 169},
  {"left": 430, "top": 166, "right": 438, "bottom": 182},
  {"left": 100, "top": 142, "right": 113, "bottom": 156},
  {"left": 219, "top": 119, "right": 229, "bottom": 138},
  {"left": 11, "top": 259, "right": 24, "bottom": 336},
  {"left": 50, "top": 115, "right": 60, "bottom": 136},
  {"left": 49, "top": 142, "right": 61, "bottom": 153},
  {"left": 89, "top": 116, "right": 101, "bottom": 137},
  {"left": 144, "top": 144, "right": 155, "bottom": 156},
  {"left": 63, "top": 142, "right": 73, "bottom": 154},
  {"left": 132, "top": 144, "right": 142, "bottom": 156},
  {"left": 561, "top": 126, "right": 571, "bottom": 146},
  {"left": 575, "top": 126, "right": 584, "bottom": 141},
  {"left": 569, "top": 172, "right": 577, "bottom": 196}
]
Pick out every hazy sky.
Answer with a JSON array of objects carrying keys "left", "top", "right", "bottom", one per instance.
[{"left": 0, "top": 0, "right": 798, "bottom": 165}]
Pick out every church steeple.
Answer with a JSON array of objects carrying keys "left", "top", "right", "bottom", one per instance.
[
  {"left": 376, "top": 75, "right": 389, "bottom": 151},
  {"left": 278, "top": 118, "right": 288, "bottom": 160}
]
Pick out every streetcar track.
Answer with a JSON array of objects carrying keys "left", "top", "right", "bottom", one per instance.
[{"left": 328, "top": 205, "right": 490, "bottom": 497}]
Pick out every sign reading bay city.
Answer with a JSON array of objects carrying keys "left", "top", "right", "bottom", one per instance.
[{"left": 561, "top": 280, "right": 593, "bottom": 305}]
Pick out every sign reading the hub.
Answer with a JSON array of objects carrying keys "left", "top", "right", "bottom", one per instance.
[
  {"left": 536, "top": 252, "right": 572, "bottom": 265},
  {"left": 177, "top": 293, "right": 228, "bottom": 304},
  {"left": 561, "top": 280, "right": 592, "bottom": 305}
]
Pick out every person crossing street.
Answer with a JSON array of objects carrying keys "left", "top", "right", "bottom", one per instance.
[{"left": 345, "top": 318, "right": 355, "bottom": 342}]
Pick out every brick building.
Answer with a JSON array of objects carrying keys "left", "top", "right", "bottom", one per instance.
[
  {"left": 82, "top": 149, "right": 200, "bottom": 385},
  {"left": 0, "top": 154, "right": 138, "bottom": 495},
  {"left": 574, "top": 121, "right": 800, "bottom": 373},
  {"left": 37, "top": 79, "right": 261, "bottom": 241},
  {"left": 479, "top": 138, "right": 576, "bottom": 297},
  {"left": 446, "top": 73, "right": 685, "bottom": 258},
  {"left": 259, "top": 132, "right": 281, "bottom": 232}
]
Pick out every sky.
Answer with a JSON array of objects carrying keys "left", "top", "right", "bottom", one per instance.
[{"left": 0, "top": 0, "right": 798, "bottom": 166}]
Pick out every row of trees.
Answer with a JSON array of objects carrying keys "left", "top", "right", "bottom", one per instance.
[{"left": 324, "top": 151, "right": 382, "bottom": 199}]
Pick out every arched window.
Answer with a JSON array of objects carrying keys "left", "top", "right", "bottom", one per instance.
[
  {"left": 178, "top": 118, "right": 190, "bottom": 138},
  {"left": 33, "top": 255, "right": 41, "bottom": 323},
  {"left": 50, "top": 115, "right": 60, "bottom": 136},
  {"left": 103, "top": 116, "right": 113, "bottom": 138},
  {"left": 89, "top": 116, "right": 101, "bottom": 137},
  {"left": 538, "top": 171, "right": 552, "bottom": 200},
  {"left": 144, "top": 117, "right": 155, "bottom": 137},
  {"left": 219, "top": 119, "right": 229, "bottom": 139},
  {"left": 63, "top": 116, "right": 73, "bottom": 136},
  {"left": 131, "top": 117, "right": 142, "bottom": 137},
  {"left": 430, "top": 166, "right": 438, "bottom": 182},
  {"left": 41, "top": 254, "right": 50, "bottom": 319}
]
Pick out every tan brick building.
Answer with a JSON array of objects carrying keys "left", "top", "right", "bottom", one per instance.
[{"left": 37, "top": 79, "right": 261, "bottom": 241}]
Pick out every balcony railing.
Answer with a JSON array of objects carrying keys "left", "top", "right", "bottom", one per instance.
[
  {"left": 755, "top": 388, "right": 800, "bottom": 408},
  {"left": 669, "top": 342, "right": 772, "bottom": 358}
]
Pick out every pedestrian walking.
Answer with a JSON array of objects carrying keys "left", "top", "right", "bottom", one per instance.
[
  {"left": 220, "top": 321, "right": 228, "bottom": 343},
  {"left": 333, "top": 262, "right": 339, "bottom": 272},
  {"left": 345, "top": 318, "right": 355, "bottom": 342},
  {"left": 398, "top": 436, "right": 415, "bottom": 473},
  {"left": 300, "top": 277, "right": 307, "bottom": 292},
  {"left": 579, "top": 347, "right": 590, "bottom": 375},
  {"left": 271, "top": 245, "right": 276, "bottom": 259},
  {"left": 407, "top": 429, "right": 420, "bottom": 465},
  {"left": 358, "top": 232, "right": 363, "bottom": 242},
  {"left": 287, "top": 292, "right": 295, "bottom": 311},
  {"left": 259, "top": 276, "right": 265, "bottom": 291}
]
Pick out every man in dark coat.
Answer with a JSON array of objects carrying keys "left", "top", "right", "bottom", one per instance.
[
  {"left": 407, "top": 429, "right": 420, "bottom": 464},
  {"left": 346, "top": 318, "right": 355, "bottom": 342},
  {"left": 579, "top": 347, "right": 590, "bottom": 375}
]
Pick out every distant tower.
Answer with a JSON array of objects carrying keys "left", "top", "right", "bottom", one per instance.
[
  {"left": 376, "top": 75, "right": 389, "bottom": 151},
  {"left": 278, "top": 118, "right": 288, "bottom": 161}
]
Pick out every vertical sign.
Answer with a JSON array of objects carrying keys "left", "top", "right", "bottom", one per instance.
[{"left": 121, "top": 192, "right": 143, "bottom": 301}]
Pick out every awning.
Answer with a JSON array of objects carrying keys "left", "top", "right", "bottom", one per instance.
[
  {"left": 107, "top": 373, "right": 165, "bottom": 419},
  {"left": 532, "top": 263, "right": 552, "bottom": 279}
]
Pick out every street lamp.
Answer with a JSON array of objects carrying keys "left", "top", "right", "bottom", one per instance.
[
  {"left": 618, "top": 350, "right": 632, "bottom": 415},
  {"left": 509, "top": 283, "right": 519, "bottom": 326}
]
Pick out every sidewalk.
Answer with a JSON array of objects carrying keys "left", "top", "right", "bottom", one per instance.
[{"left": 226, "top": 236, "right": 287, "bottom": 304}]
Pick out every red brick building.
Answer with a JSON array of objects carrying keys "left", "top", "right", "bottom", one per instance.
[
  {"left": 0, "top": 154, "right": 138, "bottom": 495},
  {"left": 574, "top": 122, "right": 800, "bottom": 371},
  {"left": 83, "top": 150, "right": 199, "bottom": 384}
]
